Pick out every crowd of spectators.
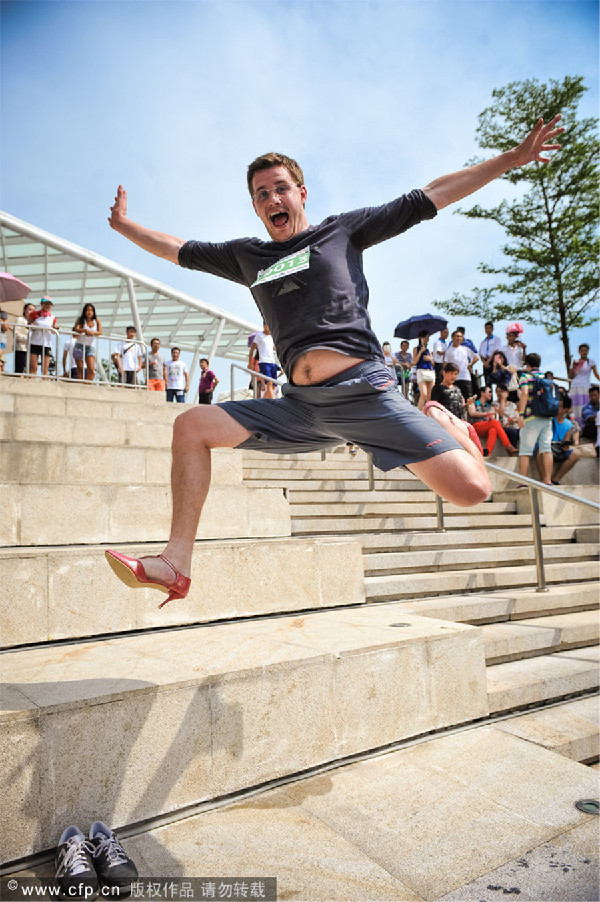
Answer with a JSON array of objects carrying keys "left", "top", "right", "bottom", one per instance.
[
  {"left": 1, "top": 303, "right": 598, "bottom": 461},
  {"left": 0, "top": 301, "right": 220, "bottom": 405},
  {"left": 379, "top": 321, "right": 599, "bottom": 481}
]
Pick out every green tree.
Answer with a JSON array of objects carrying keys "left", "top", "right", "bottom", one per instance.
[{"left": 436, "top": 76, "right": 599, "bottom": 373}]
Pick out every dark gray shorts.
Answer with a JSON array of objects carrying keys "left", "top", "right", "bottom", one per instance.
[{"left": 218, "top": 360, "right": 462, "bottom": 472}]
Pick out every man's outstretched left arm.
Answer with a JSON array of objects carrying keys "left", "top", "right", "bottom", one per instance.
[{"left": 423, "top": 115, "right": 563, "bottom": 211}]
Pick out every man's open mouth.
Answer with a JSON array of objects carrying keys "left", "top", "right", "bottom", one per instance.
[{"left": 270, "top": 212, "right": 289, "bottom": 227}]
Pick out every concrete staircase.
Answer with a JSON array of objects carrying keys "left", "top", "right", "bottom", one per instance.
[
  {"left": 243, "top": 447, "right": 599, "bottom": 717},
  {"left": 1, "top": 377, "right": 598, "bottom": 899}
]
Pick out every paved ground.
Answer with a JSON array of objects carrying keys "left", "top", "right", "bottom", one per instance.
[{"left": 2, "top": 726, "right": 598, "bottom": 902}]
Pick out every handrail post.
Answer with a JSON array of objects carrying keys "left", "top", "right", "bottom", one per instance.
[
  {"left": 368, "top": 454, "right": 375, "bottom": 491},
  {"left": 230, "top": 363, "right": 235, "bottom": 401},
  {"left": 435, "top": 494, "right": 445, "bottom": 531},
  {"left": 528, "top": 484, "right": 548, "bottom": 592}
]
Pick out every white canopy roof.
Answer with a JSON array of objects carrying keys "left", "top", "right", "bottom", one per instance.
[{"left": 0, "top": 211, "right": 259, "bottom": 363}]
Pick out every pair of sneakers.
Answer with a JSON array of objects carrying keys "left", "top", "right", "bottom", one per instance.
[{"left": 55, "top": 822, "right": 138, "bottom": 898}]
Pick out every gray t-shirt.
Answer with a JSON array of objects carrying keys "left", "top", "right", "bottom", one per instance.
[
  {"left": 147, "top": 352, "right": 165, "bottom": 380},
  {"left": 179, "top": 189, "right": 436, "bottom": 379}
]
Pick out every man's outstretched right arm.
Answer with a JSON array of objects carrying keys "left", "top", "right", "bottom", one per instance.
[{"left": 108, "top": 186, "right": 184, "bottom": 265}]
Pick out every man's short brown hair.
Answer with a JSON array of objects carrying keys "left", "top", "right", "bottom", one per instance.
[{"left": 247, "top": 153, "right": 304, "bottom": 196}]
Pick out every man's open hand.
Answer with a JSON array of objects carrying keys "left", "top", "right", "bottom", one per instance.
[
  {"left": 108, "top": 185, "right": 128, "bottom": 230},
  {"left": 513, "top": 114, "right": 564, "bottom": 167}
]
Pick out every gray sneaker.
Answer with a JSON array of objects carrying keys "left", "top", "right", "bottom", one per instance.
[
  {"left": 89, "top": 821, "right": 138, "bottom": 895},
  {"left": 55, "top": 826, "right": 99, "bottom": 899}
]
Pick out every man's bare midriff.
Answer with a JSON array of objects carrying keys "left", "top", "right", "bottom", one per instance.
[{"left": 290, "top": 349, "right": 366, "bottom": 385}]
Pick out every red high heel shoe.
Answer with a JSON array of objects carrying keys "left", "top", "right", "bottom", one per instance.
[
  {"left": 422, "top": 400, "right": 484, "bottom": 454},
  {"left": 105, "top": 549, "right": 191, "bottom": 608}
]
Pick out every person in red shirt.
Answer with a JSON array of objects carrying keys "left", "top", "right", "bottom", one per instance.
[{"left": 198, "top": 358, "right": 219, "bottom": 404}]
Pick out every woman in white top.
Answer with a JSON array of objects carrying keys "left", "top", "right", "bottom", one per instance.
[
  {"left": 29, "top": 298, "right": 58, "bottom": 376},
  {"left": 73, "top": 303, "right": 102, "bottom": 381},
  {"left": 13, "top": 302, "right": 35, "bottom": 374},
  {"left": 568, "top": 343, "right": 600, "bottom": 423},
  {"left": 381, "top": 342, "right": 399, "bottom": 385}
]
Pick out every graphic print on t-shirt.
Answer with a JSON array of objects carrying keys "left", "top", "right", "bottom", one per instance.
[{"left": 251, "top": 249, "right": 310, "bottom": 288}]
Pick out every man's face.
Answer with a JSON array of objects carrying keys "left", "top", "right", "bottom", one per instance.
[
  {"left": 126, "top": 329, "right": 136, "bottom": 339},
  {"left": 251, "top": 165, "right": 308, "bottom": 242},
  {"left": 172, "top": 349, "right": 180, "bottom": 361},
  {"left": 507, "top": 331, "right": 518, "bottom": 344},
  {"left": 200, "top": 360, "right": 207, "bottom": 371},
  {"left": 440, "top": 328, "right": 449, "bottom": 340},
  {"left": 485, "top": 323, "right": 493, "bottom": 336},
  {"left": 451, "top": 333, "right": 463, "bottom": 347},
  {"left": 151, "top": 340, "right": 160, "bottom": 352},
  {"left": 590, "top": 389, "right": 599, "bottom": 407}
]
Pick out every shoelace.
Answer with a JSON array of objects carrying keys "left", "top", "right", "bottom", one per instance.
[
  {"left": 56, "top": 837, "right": 95, "bottom": 877},
  {"left": 92, "top": 833, "right": 129, "bottom": 866}
]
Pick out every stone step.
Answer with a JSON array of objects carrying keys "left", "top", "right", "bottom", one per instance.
[
  {"left": 494, "top": 694, "right": 599, "bottom": 763},
  {"left": 0, "top": 411, "right": 175, "bottom": 448},
  {"left": 0, "top": 536, "right": 365, "bottom": 648},
  {"left": 1, "top": 606, "right": 488, "bottom": 861},
  {"left": 488, "top": 455, "right": 599, "bottom": 487},
  {"left": 243, "top": 458, "right": 386, "bottom": 473},
  {"left": 289, "top": 500, "right": 516, "bottom": 517},
  {"left": 5, "top": 719, "right": 598, "bottom": 901},
  {"left": 481, "top": 611, "right": 600, "bottom": 664},
  {"left": 292, "top": 513, "right": 539, "bottom": 534},
  {"left": 244, "top": 476, "right": 424, "bottom": 491},
  {"left": 365, "top": 560, "right": 600, "bottom": 601},
  {"left": 363, "top": 542, "right": 599, "bottom": 575},
  {"left": 1, "top": 374, "right": 187, "bottom": 416},
  {"left": 392, "top": 582, "right": 600, "bottom": 624},
  {"left": 2, "top": 482, "right": 290, "bottom": 547},
  {"left": 287, "top": 489, "right": 471, "bottom": 504},
  {"left": 0, "top": 442, "right": 242, "bottom": 486},
  {"left": 487, "top": 646, "right": 599, "bottom": 713},
  {"left": 340, "top": 525, "right": 581, "bottom": 551}
]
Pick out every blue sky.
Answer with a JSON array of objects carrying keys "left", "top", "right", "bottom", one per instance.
[{"left": 1, "top": 0, "right": 598, "bottom": 390}]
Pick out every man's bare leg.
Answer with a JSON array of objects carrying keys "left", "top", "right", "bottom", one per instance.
[
  {"left": 518, "top": 454, "right": 531, "bottom": 480},
  {"left": 139, "top": 406, "right": 251, "bottom": 583},
  {"left": 537, "top": 450, "right": 553, "bottom": 485},
  {"left": 414, "top": 403, "right": 491, "bottom": 505},
  {"left": 552, "top": 447, "right": 581, "bottom": 483}
]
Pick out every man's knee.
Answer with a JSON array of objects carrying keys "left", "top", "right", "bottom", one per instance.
[
  {"left": 173, "top": 407, "right": 211, "bottom": 446},
  {"left": 453, "top": 470, "right": 491, "bottom": 507}
]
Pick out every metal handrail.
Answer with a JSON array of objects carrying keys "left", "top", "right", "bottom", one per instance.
[
  {"left": 229, "top": 362, "right": 282, "bottom": 401},
  {"left": 1, "top": 322, "right": 150, "bottom": 387},
  {"left": 365, "top": 452, "right": 598, "bottom": 592},
  {"left": 435, "top": 461, "right": 599, "bottom": 592}
]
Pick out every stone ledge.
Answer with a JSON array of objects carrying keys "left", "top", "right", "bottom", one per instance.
[
  {"left": 0, "top": 536, "right": 365, "bottom": 646},
  {"left": 0, "top": 609, "right": 488, "bottom": 860},
  {"left": 1, "top": 482, "right": 290, "bottom": 546}
]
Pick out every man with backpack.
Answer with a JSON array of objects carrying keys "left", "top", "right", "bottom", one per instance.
[{"left": 516, "top": 352, "right": 560, "bottom": 485}]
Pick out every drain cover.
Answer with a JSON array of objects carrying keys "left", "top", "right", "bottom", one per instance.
[
  {"left": 575, "top": 799, "right": 599, "bottom": 815},
  {"left": 389, "top": 622, "right": 411, "bottom": 628}
]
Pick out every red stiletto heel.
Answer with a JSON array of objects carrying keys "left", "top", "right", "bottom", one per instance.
[{"left": 105, "top": 549, "right": 191, "bottom": 608}]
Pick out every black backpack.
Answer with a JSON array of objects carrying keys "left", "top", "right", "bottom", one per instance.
[{"left": 530, "top": 375, "right": 560, "bottom": 417}]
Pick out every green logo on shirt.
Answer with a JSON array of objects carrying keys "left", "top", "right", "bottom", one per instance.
[{"left": 252, "top": 249, "right": 310, "bottom": 287}]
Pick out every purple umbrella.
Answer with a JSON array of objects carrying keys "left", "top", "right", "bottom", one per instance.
[{"left": 394, "top": 313, "right": 447, "bottom": 341}]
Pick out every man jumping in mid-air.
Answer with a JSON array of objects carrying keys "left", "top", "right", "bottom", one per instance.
[{"left": 105, "top": 115, "right": 563, "bottom": 607}]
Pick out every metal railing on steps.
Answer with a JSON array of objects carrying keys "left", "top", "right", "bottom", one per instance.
[
  {"left": 365, "top": 453, "right": 599, "bottom": 593},
  {"left": 229, "top": 362, "right": 282, "bottom": 399}
]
